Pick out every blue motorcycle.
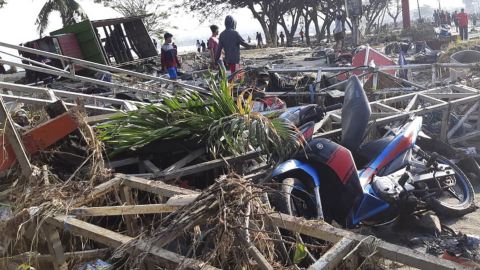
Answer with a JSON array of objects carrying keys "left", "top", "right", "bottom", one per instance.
[{"left": 271, "top": 76, "right": 475, "bottom": 228}]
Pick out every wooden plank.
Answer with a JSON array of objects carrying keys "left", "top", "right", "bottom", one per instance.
[
  {"left": 447, "top": 101, "right": 480, "bottom": 139},
  {"left": 440, "top": 110, "right": 450, "bottom": 142},
  {"left": 120, "top": 174, "right": 199, "bottom": 197},
  {"left": 404, "top": 94, "right": 418, "bottom": 112},
  {"left": 426, "top": 93, "right": 474, "bottom": 99},
  {"left": 418, "top": 93, "right": 447, "bottom": 105},
  {"left": 316, "top": 94, "right": 480, "bottom": 138},
  {"left": 108, "top": 157, "right": 139, "bottom": 169},
  {"left": 42, "top": 225, "right": 68, "bottom": 270},
  {"left": 152, "top": 151, "right": 261, "bottom": 181},
  {"left": 142, "top": 160, "right": 161, "bottom": 174},
  {"left": 0, "top": 249, "right": 109, "bottom": 264},
  {"left": 47, "top": 216, "right": 218, "bottom": 270},
  {"left": 0, "top": 96, "right": 33, "bottom": 177},
  {"left": 69, "top": 204, "right": 182, "bottom": 216},
  {"left": 449, "top": 130, "right": 480, "bottom": 144},
  {"left": 161, "top": 148, "right": 205, "bottom": 174},
  {"left": 371, "top": 102, "right": 401, "bottom": 113},
  {"left": 72, "top": 176, "right": 122, "bottom": 207},
  {"left": 268, "top": 213, "right": 468, "bottom": 270},
  {"left": 307, "top": 237, "right": 356, "bottom": 270}
]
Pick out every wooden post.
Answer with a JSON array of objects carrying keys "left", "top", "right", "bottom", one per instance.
[
  {"left": 119, "top": 185, "right": 139, "bottom": 236},
  {"left": 440, "top": 107, "right": 450, "bottom": 142},
  {"left": 42, "top": 225, "right": 68, "bottom": 270},
  {"left": 372, "top": 71, "right": 379, "bottom": 91},
  {"left": 0, "top": 96, "right": 33, "bottom": 177}
]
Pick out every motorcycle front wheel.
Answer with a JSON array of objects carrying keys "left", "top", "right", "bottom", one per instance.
[{"left": 414, "top": 151, "right": 476, "bottom": 217}]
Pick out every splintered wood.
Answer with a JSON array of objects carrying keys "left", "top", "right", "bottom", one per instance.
[{"left": 0, "top": 172, "right": 467, "bottom": 270}]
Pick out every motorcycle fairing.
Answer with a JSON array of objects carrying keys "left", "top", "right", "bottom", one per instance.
[
  {"left": 272, "top": 159, "right": 320, "bottom": 186},
  {"left": 358, "top": 117, "right": 422, "bottom": 187},
  {"left": 350, "top": 184, "right": 390, "bottom": 226},
  {"left": 299, "top": 138, "right": 360, "bottom": 186}
]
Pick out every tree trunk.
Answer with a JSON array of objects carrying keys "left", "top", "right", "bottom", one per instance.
[
  {"left": 247, "top": 3, "right": 273, "bottom": 46},
  {"left": 305, "top": 17, "right": 312, "bottom": 45},
  {"left": 311, "top": 10, "right": 321, "bottom": 42}
]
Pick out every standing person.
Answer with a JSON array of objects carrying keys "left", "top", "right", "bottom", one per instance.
[
  {"left": 299, "top": 27, "right": 305, "bottom": 42},
  {"left": 434, "top": 10, "right": 439, "bottom": 26},
  {"left": 200, "top": 40, "right": 206, "bottom": 52},
  {"left": 247, "top": 36, "right": 251, "bottom": 43},
  {"left": 196, "top": 40, "right": 201, "bottom": 53},
  {"left": 215, "top": 15, "right": 254, "bottom": 74},
  {"left": 161, "top": 32, "right": 181, "bottom": 80},
  {"left": 447, "top": 12, "right": 451, "bottom": 26},
  {"left": 207, "top": 25, "right": 220, "bottom": 69},
  {"left": 440, "top": 10, "right": 446, "bottom": 25},
  {"left": 454, "top": 10, "right": 459, "bottom": 32},
  {"left": 458, "top": 8, "right": 469, "bottom": 40},
  {"left": 0, "top": 57, "right": 5, "bottom": 74},
  {"left": 256, "top": 32, "right": 263, "bottom": 48},
  {"left": 333, "top": 14, "right": 345, "bottom": 53},
  {"left": 279, "top": 31, "right": 285, "bottom": 46},
  {"left": 473, "top": 13, "right": 477, "bottom": 27}
]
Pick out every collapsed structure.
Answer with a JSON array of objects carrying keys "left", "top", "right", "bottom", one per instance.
[{"left": 1, "top": 15, "right": 480, "bottom": 270}]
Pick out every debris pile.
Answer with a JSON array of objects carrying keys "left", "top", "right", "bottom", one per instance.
[{"left": 3, "top": 16, "right": 480, "bottom": 270}]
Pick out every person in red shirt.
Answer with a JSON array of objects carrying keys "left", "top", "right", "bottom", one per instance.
[
  {"left": 207, "top": 25, "right": 219, "bottom": 69},
  {"left": 161, "top": 32, "right": 181, "bottom": 80},
  {"left": 458, "top": 9, "right": 469, "bottom": 40}
]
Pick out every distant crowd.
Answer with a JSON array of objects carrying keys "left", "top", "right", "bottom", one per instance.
[{"left": 433, "top": 8, "right": 474, "bottom": 40}]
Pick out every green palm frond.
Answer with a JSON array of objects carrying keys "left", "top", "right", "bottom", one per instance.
[{"left": 98, "top": 73, "right": 303, "bottom": 161}]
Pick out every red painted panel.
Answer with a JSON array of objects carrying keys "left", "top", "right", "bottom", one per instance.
[
  {"left": 0, "top": 112, "right": 79, "bottom": 172},
  {"left": 55, "top": 34, "right": 84, "bottom": 60}
]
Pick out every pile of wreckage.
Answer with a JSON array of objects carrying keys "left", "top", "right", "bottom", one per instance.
[{"left": 3, "top": 20, "right": 480, "bottom": 270}]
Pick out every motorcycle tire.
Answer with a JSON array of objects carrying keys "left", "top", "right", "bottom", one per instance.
[
  {"left": 272, "top": 178, "right": 318, "bottom": 219},
  {"left": 428, "top": 154, "right": 476, "bottom": 217}
]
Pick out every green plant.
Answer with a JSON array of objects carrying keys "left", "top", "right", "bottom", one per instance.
[{"left": 98, "top": 72, "right": 302, "bottom": 161}]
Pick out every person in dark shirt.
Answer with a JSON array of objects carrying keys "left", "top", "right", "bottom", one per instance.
[
  {"left": 215, "top": 15, "right": 254, "bottom": 74},
  {"left": 161, "top": 32, "right": 181, "bottom": 80},
  {"left": 208, "top": 25, "right": 220, "bottom": 68},
  {"left": 201, "top": 40, "right": 206, "bottom": 52},
  {"left": 279, "top": 31, "right": 285, "bottom": 46}
]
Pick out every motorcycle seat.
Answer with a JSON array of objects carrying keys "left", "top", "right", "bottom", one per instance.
[{"left": 354, "top": 135, "right": 395, "bottom": 168}]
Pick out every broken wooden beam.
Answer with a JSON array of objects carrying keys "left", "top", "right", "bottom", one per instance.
[
  {"left": 47, "top": 216, "right": 219, "bottom": 270},
  {"left": 307, "top": 237, "right": 356, "bottom": 270},
  {"left": 268, "top": 213, "right": 469, "bottom": 270},
  {"left": 69, "top": 204, "right": 182, "bottom": 217},
  {"left": 153, "top": 151, "right": 261, "bottom": 180},
  {"left": 119, "top": 174, "right": 198, "bottom": 197},
  {"left": 72, "top": 176, "right": 122, "bottom": 207},
  {"left": 0, "top": 96, "right": 33, "bottom": 177}
]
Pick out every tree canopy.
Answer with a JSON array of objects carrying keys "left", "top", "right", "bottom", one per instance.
[{"left": 36, "top": 0, "right": 88, "bottom": 36}]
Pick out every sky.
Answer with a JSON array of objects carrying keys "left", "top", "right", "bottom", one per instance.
[{"left": 0, "top": 0, "right": 468, "bottom": 56}]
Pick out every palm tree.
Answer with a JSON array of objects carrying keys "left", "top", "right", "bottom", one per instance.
[
  {"left": 36, "top": 0, "right": 88, "bottom": 36},
  {"left": 98, "top": 73, "right": 303, "bottom": 162}
]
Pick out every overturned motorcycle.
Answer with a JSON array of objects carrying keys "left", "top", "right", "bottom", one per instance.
[{"left": 271, "top": 76, "right": 475, "bottom": 230}]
